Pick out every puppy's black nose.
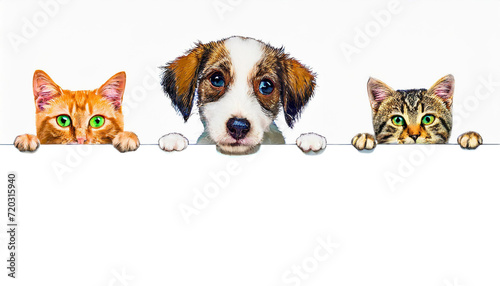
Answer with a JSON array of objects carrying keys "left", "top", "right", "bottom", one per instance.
[
  {"left": 227, "top": 117, "right": 250, "bottom": 140},
  {"left": 410, "top": 135, "right": 419, "bottom": 142}
]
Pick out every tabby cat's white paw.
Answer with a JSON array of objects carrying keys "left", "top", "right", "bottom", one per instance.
[
  {"left": 159, "top": 133, "right": 189, "bottom": 152},
  {"left": 458, "top": 131, "right": 482, "bottom": 150},
  {"left": 352, "top": 133, "right": 376, "bottom": 151},
  {"left": 14, "top": 134, "right": 40, "bottom": 152},
  {"left": 113, "top": 131, "right": 140, "bottom": 153},
  {"left": 296, "top": 133, "right": 327, "bottom": 152}
]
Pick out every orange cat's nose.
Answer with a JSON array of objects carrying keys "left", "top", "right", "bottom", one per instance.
[{"left": 75, "top": 128, "right": 87, "bottom": 144}]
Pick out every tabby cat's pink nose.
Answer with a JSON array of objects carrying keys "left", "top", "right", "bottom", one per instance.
[{"left": 77, "top": 137, "right": 86, "bottom": 144}]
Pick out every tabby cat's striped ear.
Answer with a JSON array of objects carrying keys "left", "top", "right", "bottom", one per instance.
[
  {"left": 367, "top": 77, "right": 394, "bottom": 112},
  {"left": 428, "top": 74, "right": 454, "bottom": 110}
]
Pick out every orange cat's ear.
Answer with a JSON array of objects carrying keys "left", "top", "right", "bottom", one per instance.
[
  {"left": 428, "top": 74, "right": 454, "bottom": 109},
  {"left": 367, "top": 77, "right": 394, "bottom": 112},
  {"left": 98, "top": 72, "right": 126, "bottom": 110},
  {"left": 33, "top": 70, "right": 62, "bottom": 111}
]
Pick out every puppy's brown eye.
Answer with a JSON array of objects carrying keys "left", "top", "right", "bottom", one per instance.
[
  {"left": 210, "top": 72, "right": 225, "bottom": 88},
  {"left": 259, "top": 79, "right": 274, "bottom": 95}
]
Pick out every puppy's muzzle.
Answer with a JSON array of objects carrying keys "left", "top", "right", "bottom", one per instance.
[{"left": 226, "top": 117, "right": 251, "bottom": 140}]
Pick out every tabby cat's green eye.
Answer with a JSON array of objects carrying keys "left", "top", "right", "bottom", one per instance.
[
  {"left": 56, "top": 115, "right": 71, "bottom": 127},
  {"left": 392, "top": 116, "right": 405, "bottom": 126},
  {"left": 89, "top": 115, "right": 105, "bottom": 128},
  {"left": 421, "top": 115, "right": 435, "bottom": 125}
]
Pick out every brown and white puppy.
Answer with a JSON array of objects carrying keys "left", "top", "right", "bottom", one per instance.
[{"left": 158, "top": 36, "right": 326, "bottom": 155}]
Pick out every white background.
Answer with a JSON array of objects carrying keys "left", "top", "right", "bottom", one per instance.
[{"left": 1, "top": 0, "right": 500, "bottom": 285}]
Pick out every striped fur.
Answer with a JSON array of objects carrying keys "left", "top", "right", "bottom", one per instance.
[{"left": 368, "top": 75, "right": 454, "bottom": 144}]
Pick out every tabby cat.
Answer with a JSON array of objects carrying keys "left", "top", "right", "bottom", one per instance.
[
  {"left": 14, "top": 70, "right": 139, "bottom": 152},
  {"left": 352, "top": 74, "right": 482, "bottom": 150}
]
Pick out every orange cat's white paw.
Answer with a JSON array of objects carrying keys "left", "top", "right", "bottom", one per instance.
[
  {"left": 458, "top": 131, "right": 482, "bottom": 150},
  {"left": 14, "top": 134, "right": 40, "bottom": 152},
  {"left": 159, "top": 133, "right": 189, "bottom": 152},
  {"left": 296, "top": 133, "right": 327, "bottom": 153},
  {"left": 113, "top": 131, "right": 140, "bottom": 153},
  {"left": 352, "top": 133, "right": 376, "bottom": 151}
]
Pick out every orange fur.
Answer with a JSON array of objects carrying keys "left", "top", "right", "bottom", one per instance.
[
  {"left": 169, "top": 45, "right": 206, "bottom": 101},
  {"left": 281, "top": 57, "right": 316, "bottom": 127},
  {"left": 14, "top": 70, "right": 139, "bottom": 152},
  {"left": 400, "top": 125, "right": 429, "bottom": 141},
  {"left": 286, "top": 58, "right": 316, "bottom": 99},
  {"left": 34, "top": 71, "right": 124, "bottom": 144}
]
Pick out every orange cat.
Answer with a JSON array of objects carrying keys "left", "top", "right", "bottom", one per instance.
[{"left": 14, "top": 70, "right": 139, "bottom": 152}]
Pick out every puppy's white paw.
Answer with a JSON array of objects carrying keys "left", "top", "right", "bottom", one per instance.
[
  {"left": 296, "top": 133, "right": 327, "bottom": 152},
  {"left": 159, "top": 133, "right": 189, "bottom": 152}
]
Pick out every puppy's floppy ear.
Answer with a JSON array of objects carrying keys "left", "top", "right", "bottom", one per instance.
[
  {"left": 97, "top": 71, "right": 126, "bottom": 110},
  {"left": 428, "top": 74, "right": 454, "bottom": 109},
  {"left": 280, "top": 57, "right": 316, "bottom": 128},
  {"left": 367, "top": 77, "right": 394, "bottom": 113},
  {"left": 33, "top": 70, "right": 63, "bottom": 112},
  {"left": 161, "top": 43, "right": 206, "bottom": 121}
]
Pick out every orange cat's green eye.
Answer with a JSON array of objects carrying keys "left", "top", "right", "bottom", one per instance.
[
  {"left": 392, "top": 116, "right": 405, "bottom": 126},
  {"left": 422, "top": 115, "right": 435, "bottom": 125},
  {"left": 89, "top": 115, "right": 105, "bottom": 128},
  {"left": 56, "top": 115, "right": 71, "bottom": 127}
]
